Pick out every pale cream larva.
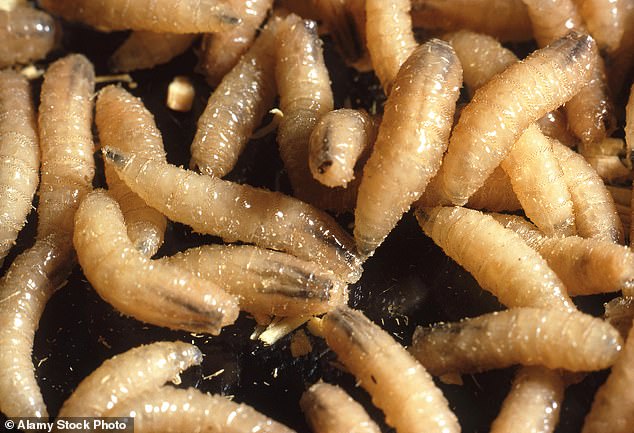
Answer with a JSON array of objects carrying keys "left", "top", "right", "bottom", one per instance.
[
  {"left": 300, "top": 382, "right": 381, "bottom": 433},
  {"left": 161, "top": 244, "right": 348, "bottom": 316},
  {"left": 73, "top": 190, "right": 239, "bottom": 334},
  {"left": 573, "top": 0, "right": 626, "bottom": 52},
  {"left": 435, "top": 32, "right": 596, "bottom": 206},
  {"left": 321, "top": 306, "right": 460, "bottom": 433},
  {"left": 0, "top": 6, "right": 57, "bottom": 68},
  {"left": 58, "top": 341, "right": 203, "bottom": 417},
  {"left": 354, "top": 39, "right": 462, "bottom": 256},
  {"left": 109, "top": 31, "right": 196, "bottom": 72},
  {"left": 416, "top": 206, "right": 574, "bottom": 311},
  {"left": 604, "top": 296, "right": 634, "bottom": 339},
  {"left": 191, "top": 19, "right": 277, "bottom": 178},
  {"left": 409, "top": 307, "right": 623, "bottom": 375},
  {"left": 0, "top": 70, "right": 39, "bottom": 264}
]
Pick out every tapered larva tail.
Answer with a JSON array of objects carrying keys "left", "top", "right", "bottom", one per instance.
[
  {"left": 0, "top": 7, "right": 57, "bottom": 68},
  {"left": 109, "top": 31, "right": 196, "bottom": 73}
]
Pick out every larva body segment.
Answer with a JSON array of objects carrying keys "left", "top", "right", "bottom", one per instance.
[
  {"left": 0, "top": 70, "right": 39, "bottom": 263},
  {"left": 365, "top": 0, "right": 418, "bottom": 93},
  {"left": 536, "top": 108, "right": 578, "bottom": 147},
  {"left": 0, "top": 7, "right": 56, "bottom": 68},
  {"left": 573, "top": 0, "right": 626, "bottom": 52},
  {"left": 73, "top": 190, "right": 239, "bottom": 334},
  {"left": 58, "top": 341, "right": 203, "bottom": 417},
  {"left": 322, "top": 307, "right": 460, "bottom": 433},
  {"left": 191, "top": 20, "right": 277, "bottom": 178},
  {"left": 162, "top": 244, "right": 348, "bottom": 316},
  {"left": 300, "top": 381, "right": 381, "bottom": 433},
  {"left": 102, "top": 148, "right": 363, "bottom": 283},
  {"left": 409, "top": 308, "right": 623, "bottom": 375},
  {"left": 354, "top": 40, "right": 462, "bottom": 256},
  {"left": 109, "top": 31, "right": 196, "bottom": 72},
  {"left": 108, "top": 386, "right": 297, "bottom": 433},
  {"left": 435, "top": 32, "right": 596, "bottom": 206},
  {"left": 604, "top": 296, "right": 634, "bottom": 339}
]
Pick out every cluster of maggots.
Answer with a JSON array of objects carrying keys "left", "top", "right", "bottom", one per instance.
[{"left": 0, "top": 0, "right": 634, "bottom": 432}]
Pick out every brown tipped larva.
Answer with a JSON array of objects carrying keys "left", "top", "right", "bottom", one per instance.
[
  {"left": 489, "top": 366, "right": 565, "bottom": 433},
  {"left": 0, "top": 7, "right": 57, "bottom": 68},
  {"left": 191, "top": 20, "right": 277, "bottom": 178},
  {"left": 300, "top": 382, "right": 381, "bottom": 433},
  {"left": 161, "top": 244, "right": 348, "bottom": 317},
  {"left": 0, "top": 234, "right": 74, "bottom": 418},
  {"left": 434, "top": 32, "right": 596, "bottom": 206},
  {"left": 109, "top": 31, "right": 196, "bottom": 73},
  {"left": 58, "top": 341, "right": 203, "bottom": 417},
  {"left": 365, "top": 0, "right": 418, "bottom": 93},
  {"left": 604, "top": 296, "right": 634, "bottom": 340},
  {"left": 409, "top": 307, "right": 623, "bottom": 375},
  {"left": 39, "top": 0, "right": 240, "bottom": 33},
  {"left": 573, "top": 0, "right": 626, "bottom": 52},
  {"left": 416, "top": 206, "right": 574, "bottom": 311},
  {"left": 0, "top": 70, "right": 39, "bottom": 264},
  {"left": 322, "top": 306, "right": 460, "bottom": 433},
  {"left": 108, "top": 386, "right": 297, "bottom": 433},
  {"left": 73, "top": 190, "right": 239, "bottom": 334},
  {"left": 354, "top": 40, "right": 462, "bottom": 256}
]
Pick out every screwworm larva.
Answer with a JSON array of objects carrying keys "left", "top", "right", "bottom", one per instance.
[
  {"left": 0, "top": 6, "right": 57, "bottom": 68},
  {"left": 109, "top": 31, "right": 196, "bottom": 73},
  {"left": 573, "top": 0, "right": 626, "bottom": 52},
  {"left": 604, "top": 296, "right": 634, "bottom": 340}
]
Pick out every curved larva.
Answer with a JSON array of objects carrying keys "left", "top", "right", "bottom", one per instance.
[
  {"left": 416, "top": 206, "right": 574, "bottom": 311},
  {"left": 73, "top": 190, "right": 239, "bottom": 334},
  {"left": 551, "top": 140, "right": 623, "bottom": 243},
  {"left": 573, "top": 0, "right": 626, "bottom": 52},
  {"left": 354, "top": 40, "right": 462, "bottom": 256},
  {"left": 196, "top": 0, "right": 273, "bottom": 87},
  {"left": 0, "top": 234, "right": 73, "bottom": 418},
  {"left": 409, "top": 307, "right": 623, "bottom": 375},
  {"left": 39, "top": 0, "right": 240, "bottom": 33},
  {"left": 58, "top": 341, "right": 203, "bottom": 417},
  {"left": 191, "top": 20, "right": 277, "bottom": 178},
  {"left": 365, "top": 0, "right": 418, "bottom": 93},
  {"left": 0, "top": 70, "right": 39, "bottom": 264},
  {"left": 300, "top": 381, "right": 381, "bottom": 433},
  {"left": 581, "top": 323, "right": 634, "bottom": 433},
  {"left": 109, "top": 31, "right": 196, "bottom": 73},
  {"left": 108, "top": 386, "right": 297, "bottom": 433},
  {"left": 0, "top": 7, "right": 57, "bottom": 68},
  {"left": 322, "top": 307, "right": 459, "bottom": 433},
  {"left": 489, "top": 366, "right": 564, "bottom": 433},
  {"left": 435, "top": 32, "right": 596, "bottom": 206},
  {"left": 102, "top": 148, "right": 363, "bottom": 283},
  {"left": 161, "top": 244, "right": 348, "bottom": 316},
  {"left": 604, "top": 296, "right": 634, "bottom": 340}
]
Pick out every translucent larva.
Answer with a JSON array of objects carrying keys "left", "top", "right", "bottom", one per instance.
[
  {"left": 73, "top": 190, "right": 239, "bottom": 334},
  {"left": 604, "top": 296, "right": 634, "bottom": 339},
  {"left": 354, "top": 40, "right": 462, "bottom": 256},
  {"left": 434, "top": 32, "right": 596, "bottom": 206},
  {"left": 321, "top": 306, "right": 460, "bottom": 433},
  {"left": 409, "top": 307, "right": 623, "bottom": 375},
  {"left": 102, "top": 148, "right": 363, "bottom": 283},
  {"left": 573, "top": 0, "right": 626, "bottom": 52},
  {"left": 0, "top": 6, "right": 57, "bottom": 68},
  {"left": 365, "top": 0, "right": 418, "bottom": 93},
  {"left": 109, "top": 31, "right": 196, "bottom": 73},
  {"left": 58, "top": 341, "right": 203, "bottom": 417},
  {"left": 161, "top": 244, "right": 348, "bottom": 316},
  {"left": 0, "top": 70, "right": 39, "bottom": 264},
  {"left": 415, "top": 206, "right": 574, "bottom": 311},
  {"left": 300, "top": 381, "right": 381, "bottom": 433},
  {"left": 191, "top": 20, "right": 277, "bottom": 178},
  {"left": 536, "top": 108, "right": 578, "bottom": 148}
]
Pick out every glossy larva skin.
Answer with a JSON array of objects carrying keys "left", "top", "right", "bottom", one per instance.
[
  {"left": 409, "top": 308, "right": 623, "bottom": 375},
  {"left": 109, "top": 31, "right": 196, "bottom": 72},
  {"left": 365, "top": 0, "right": 418, "bottom": 93},
  {"left": 97, "top": 85, "right": 168, "bottom": 257},
  {"left": 551, "top": 140, "right": 623, "bottom": 243},
  {"left": 73, "top": 190, "right": 239, "bottom": 334},
  {"left": 574, "top": 0, "right": 626, "bottom": 52},
  {"left": 102, "top": 148, "right": 363, "bottom": 283},
  {"left": 490, "top": 366, "right": 565, "bottom": 433},
  {"left": 0, "top": 70, "right": 39, "bottom": 263},
  {"left": 109, "top": 386, "right": 297, "bottom": 433},
  {"left": 604, "top": 296, "right": 634, "bottom": 339},
  {"left": 39, "top": 0, "right": 240, "bottom": 33},
  {"left": 191, "top": 20, "right": 277, "bottom": 178},
  {"left": 416, "top": 206, "right": 574, "bottom": 311},
  {"left": 300, "top": 382, "right": 381, "bottom": 433},
  {"left": 536, "top": 108, "right": 578, "bottom": 148},
  {"left": 322, "top": 307, "right": 460, "bottom": 433},
  {"left": 0, "top": 7, "right": 56, "bottom": 68},
  {"left": 162, "top": 244, "right": 348, "bottom": 316},
  {"left": 355, "top": 40, "right": 462, "bottom": 256},
  {"left": 58, "top": 341, "right": 203, "bottom": 417},
  {"left": 435, "top": 32, "right": 595, "bottom": 206}
]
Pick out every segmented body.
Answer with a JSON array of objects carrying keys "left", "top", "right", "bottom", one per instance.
[
  {"left": 573, "top": 0, "right": 626, "bottom": 52},
  {"left": 0, "top": 7, "right": 56, "bottom": 68},
  {"left": 109, "top": 31, "right": 196, "bottom": 72},
  {"left": 604, "top": 296, "right": 634, "bottom": 339}
]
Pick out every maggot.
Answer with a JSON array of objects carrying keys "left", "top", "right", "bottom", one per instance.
[
  {"left": 574, "top": 0, "right": 626, "bottom": 52},
  {"left": 109, "top": 31, "right": 196, "bottom": 73},
  {"left": 0, "top": 6, "right": 57, "bottom": 68},
  {"left": 604, "top": 296, "right": 634, "bottom": 339}
]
